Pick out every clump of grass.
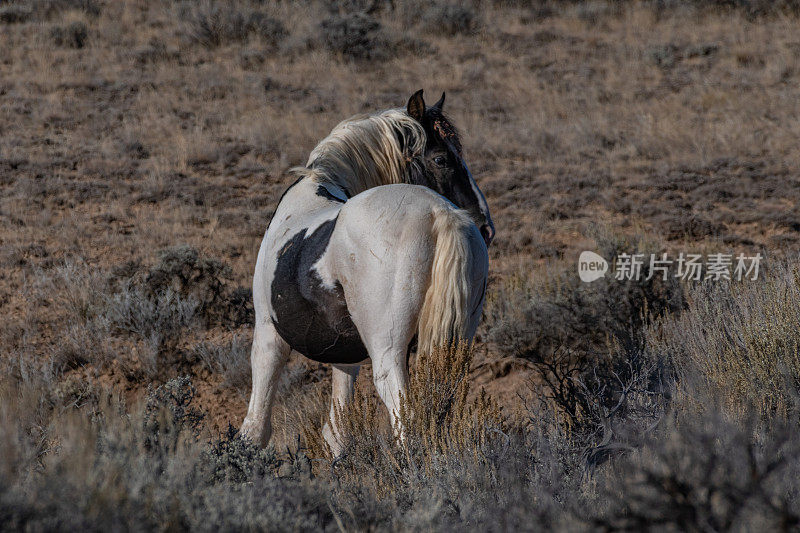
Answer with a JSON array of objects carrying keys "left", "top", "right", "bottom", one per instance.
[
  {"left": 649, "top": 262, "right": 800, "bottom": 419},
  {"left": 31, "top": 259, "right": 113, "bottom": 371},
  {"left": 320, "top": 12, "right": 390, "bottom": 61},
  {"left": 426, "top": 3, "right": 481, "bottom": 35},
  {"left": 194, "top": 334, "right": 251, "bottom": 395},
  {"left": 50, "top": 21, "right": 88, "bottom": 48},
  {"left": 399, "top": 343, "right": 504, "bottom": 460},
  {"left": 311, "top": 343, "right": 505, "bottom": 500},
  {"left": 182, "top": 1, "right": 286, "bottom": 48}
]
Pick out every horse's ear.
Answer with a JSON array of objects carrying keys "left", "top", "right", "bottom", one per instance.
[
  {"left": 407, "top": 89, "right": 425, "bottom": 122},
  {"left": 432, "top": 92, "right": 445, "bottom": 111}
]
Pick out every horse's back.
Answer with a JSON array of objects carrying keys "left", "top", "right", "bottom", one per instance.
[
  {"left": 333, "top": 184, "right": 485, "bottom": 264},
  {"left": 340, "top": 183, "right": 457, "bottom": 225}
]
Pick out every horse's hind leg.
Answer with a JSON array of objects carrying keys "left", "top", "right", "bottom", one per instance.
[
  {"left": 322, "top": 364, "right": 360, "bottom": 456},
  {"left": 240, "top": 319, "right": 290, "bottom": 447},
  {"left": 371, "top": 349, "right": 409, "bottom": 435}
]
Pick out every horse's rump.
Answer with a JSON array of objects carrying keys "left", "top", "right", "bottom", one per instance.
[{"left": 325, "top": 184, "right": 488, "bottom": 357}]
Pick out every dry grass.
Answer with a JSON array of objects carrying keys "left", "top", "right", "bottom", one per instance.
[
  {"left": 399, "top": 343, "right": 504, "bottom": 459},
  {"left": 649, "top": 263, "right": 800, "bottom": 419}
]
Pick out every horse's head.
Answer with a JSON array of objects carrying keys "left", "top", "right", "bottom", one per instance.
[{"left": 406, "top": 89, "right": 495, "bottom": 247}]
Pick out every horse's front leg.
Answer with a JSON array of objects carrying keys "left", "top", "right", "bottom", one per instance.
[
  {"left": 322, "top": 364, "right": 360, "bottom": 456},
  {"left": 240, "top": 319, "right": 290, "bottom": 446}
]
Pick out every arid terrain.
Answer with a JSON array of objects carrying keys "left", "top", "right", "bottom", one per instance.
[{"left": 3, "top": 0, "right": 800, "bottom": 530}]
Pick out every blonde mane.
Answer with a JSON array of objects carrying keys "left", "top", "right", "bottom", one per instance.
[{"left": 299, "top": 109, "right": 427, "bottom": 196}]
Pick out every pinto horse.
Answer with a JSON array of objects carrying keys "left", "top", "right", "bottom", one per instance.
[{"left": 240, "top": 90, "right": 494, "bottom": 454}]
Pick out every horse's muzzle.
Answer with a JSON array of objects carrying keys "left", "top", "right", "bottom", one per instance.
[{"left": 480, "top": 222, "right": 495, "bottom": 247}]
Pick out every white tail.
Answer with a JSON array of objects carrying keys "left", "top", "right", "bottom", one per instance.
[{"left": 417, "top": 206, "right": 478, "bottom": 355}]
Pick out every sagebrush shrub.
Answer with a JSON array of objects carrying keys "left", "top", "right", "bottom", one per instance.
[
  {"left": 45, "top": 0, "right": 100, "bottom": 17},
  {"left": 183, "top": 1, "right": 286, "bottom": 48},
  {"left": 143, "top": 376, "right": 205, "bottom": 450},
  {"left": 682, "top": 0, "right": 800, "bottom": 17},
  {"left": 0, "top": 381, "right": 336, "bottom": 531},
  {"left": 426, "top": 3, "right": 480, "bottom": 35},
  {"left": 0, "top": 5, "right": 31, "bottom": 24},
  {"left": 594, "top": 410, "right": 800, "bottom": 531},
  {"left": 204, "top": 424, "right": 279, "bottom": 483},
  {"left": 145, "top": 245, "right": 230, "bottom": 321},
  {"left": 2, "top": 350, "right": 799, "bottom": 530},
  {"left": 485, "top": 230, "right": 683, "bottom": 441},
  {"left": 50, "top": 21, "right": 88, "bottom": 48},
  {"left": 245, "top": 11, "right": 287, "bottom": 46},
  {"left": 33, "top": 250, "right": 249, "bottom": 379},
  {"left": 144, "top": 245, "right": 252, "bottom": 327},
  {"left": 648, "top": 263, "right": 800, "bottom": 419},
  {"left": 320, "top": 12, "right": 390, "bottom": 61},
  {"left": 105, "top": 285, "right": 199, "bottom": 375},
  {"left": 399, "top": 343, "right": 505, "bottom": 461},
  {"left": 194, "top": 334, "right": 251, "bottom": 394}
]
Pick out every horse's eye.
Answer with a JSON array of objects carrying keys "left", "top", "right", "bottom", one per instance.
[{"left": 433, "top": 155, "right": 447, "bottom": 167}]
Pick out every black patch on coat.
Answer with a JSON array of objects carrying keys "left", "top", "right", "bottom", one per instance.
[{"left": 270, "top": 217, "right": 368, "bottom": 364}]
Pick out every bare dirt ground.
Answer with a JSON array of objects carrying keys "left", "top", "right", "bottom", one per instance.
[{"left": 2, "top": 0, "right": 800, "bottom": 441}]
